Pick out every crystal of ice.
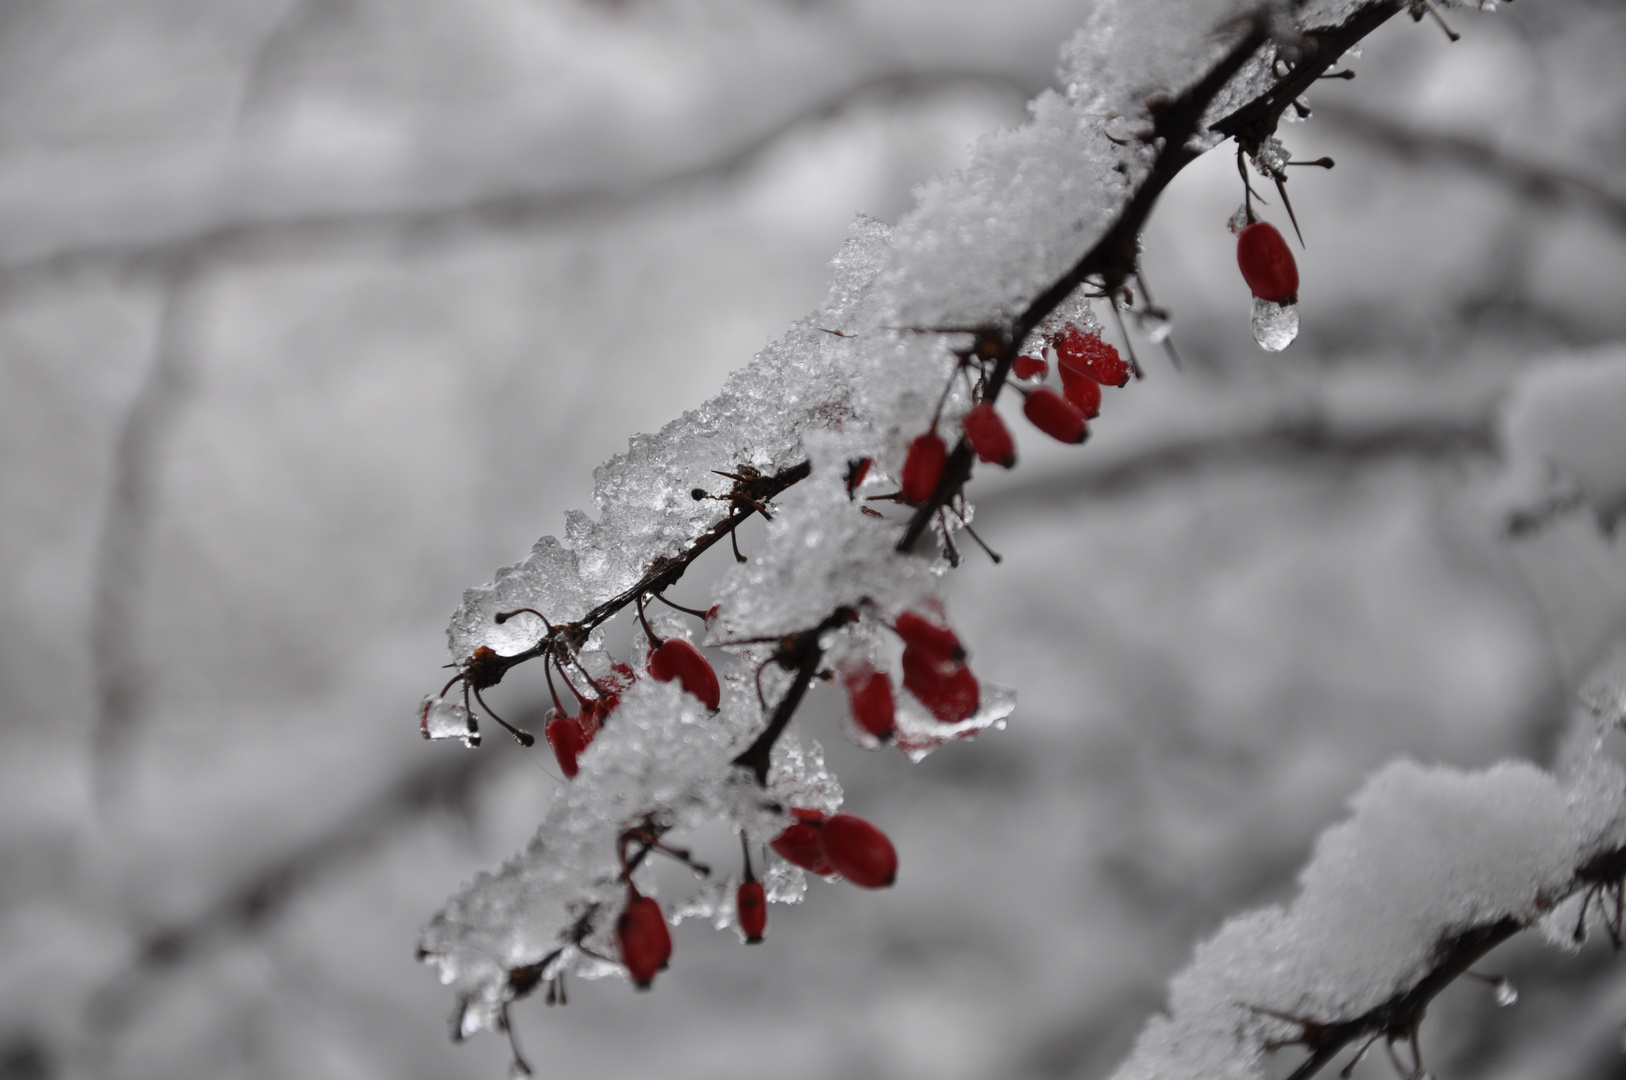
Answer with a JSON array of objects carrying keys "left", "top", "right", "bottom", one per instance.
[
  {"left": 1136, "top": 306, "right": 1173, "bottom": 344},
  {"left": 1493, "top": 977, "right": 1518, "bottom": 1007},
  {"left": 419, "top": 695, "right": 479, "bottom": 748},
  {"left": 1251, "top": 297, "right": 1299, "bottom": 352}
]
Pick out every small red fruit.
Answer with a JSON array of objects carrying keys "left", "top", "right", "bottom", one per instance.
[
  {"left": 901, "top": 647, "right": 980, "bottom": 723},
  {"left": 736, "top": 880, "right": 767, "bottom": 943},
  {"left": 771, "top": 820, "right": 835, "bottom": 876},
  {"left": 647, "top": 638, "right": 721, "bottom": 710},
  {"left": 1012, "top": 354, "right": 1048, "bottom": 380},
  {"left": 617, "top": 893, "right": 672, "bottom": 989},
  {"left": 894, "top": 611, "right": 964, "bottom": 663},
  {"left": 1055, "top": 324, "right": 1129, "bottom": 387},
  {"left": 900, "top": 433, "right": 947, "bottom": 504},
  {"left": 1023, "top": 387, "right": 1088, "bottom": 444},
  {"left": 962, "top": 402, "right": 1017, "bottom": 468},
  {"left": 1236, "top": 221, "right": 1298, "bottom": 304},
  {"left": 545, "top": 714, "right": 586, "bottom": 778},
  {"left": 818, "top": 813, "right": 898, "bottom": 888},
  {"left": 842, "top": 661, "right": 896, "bottom": 741},
  {"left": 1060, "top": 369, "right": 1102, "bottom": 418}
]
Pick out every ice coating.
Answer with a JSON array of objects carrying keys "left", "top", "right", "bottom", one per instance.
[
  {"left": 423, "top": 0, "right": 1444, "bottom": 1048},
  {"left": 419, "top": 677, "right": 843, "bottom": 1035},
  {"left": 1251, "top": 297, "right": 1299, "bottom": 351},
  {"left": 1108, "top": 746, "right": 1626, "bottom": 1080}
]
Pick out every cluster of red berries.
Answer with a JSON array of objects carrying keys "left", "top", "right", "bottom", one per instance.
[
  {"left": 615, "top": 810, "right": 896, "bottom": 988},
  {"left": 544, "top": 634, "right": 721, "bottom": 778},
  {"left": 1236, "top": 220, "right": 1298, "bottom": 304},
  {"left": 897, "top": 323, "right": 1128, "bottom": 507},
  {"left": 770, "top": 809, "right": 899, "bottom": 888},
  {"left": 840, "top": 609, "right": 981, "bottom": 739}
]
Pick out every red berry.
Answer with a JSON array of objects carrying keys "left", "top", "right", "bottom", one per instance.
[
  {"left": 1022, "top": 386, "right": 1088, "bottom": 444},
  {"left": 900, "top": 432, "right": 947, "bottom": 504},
  {"left": 962, "top": 402, "right": 1017, "bottom": 468},
  {"left": 842, "top": 662, "right": 896, "bottom": 740},
  {"left": 1060, "top": 369, "right": 1102, "bottom": 418},
  {"left": 616, "top": 894, "right": 672, "bottom": 989},
  {"left": 1012, "top": 354, "right": 1048, "bottom": 380},
  {"left": 647, "top": 639, "right": 720, "bottom": 710},
  {"left": 901, "top": 646, "right": 980, "bottom": 723},
  {"left": 545, "top": 714, "right": 586, "bottom": 778},
  {"left": 818, "top": 814, "right": 897, "bottom": 889},
  {"left": 771, "top": 820, "right": 835, "bottom": 876},
  {"left": 894, "top": 611, "right": 964, "bottom": 663},
  {"left": 1055, "top": 324, "right": 1129, "bottom": 388},
  {"left": 736, "top": 880, "right": 767, "bottom": 943},
  {"left": 1236, "top": 221, "right": 1298, "bottom": 304}
]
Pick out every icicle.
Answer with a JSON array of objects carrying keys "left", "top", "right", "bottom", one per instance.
[{"left": 1251, "top": 297, "right": 1299, "bottom": 352}]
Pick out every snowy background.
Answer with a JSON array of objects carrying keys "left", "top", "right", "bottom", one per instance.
[{"left": 4, "top": 1, "right": 1626, "bottom": 1078}]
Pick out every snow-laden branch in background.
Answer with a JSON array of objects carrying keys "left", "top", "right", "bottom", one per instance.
[
  {"left": 1109, "top": 656, "right": 1626, "bottom": 1080},
  {"left": 415, "top": 0, "right": 1509, "bottom": 1062}
]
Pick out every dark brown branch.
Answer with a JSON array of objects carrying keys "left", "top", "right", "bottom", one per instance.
[
  {"left": 731, "top": 605, "right": 860, "bottom": 784},
  {"left": 464, "top": 460, "right": 810, "bottom": 690},
  {"left": 898, "top": 3, "right": 1410, "bottom": 553}
]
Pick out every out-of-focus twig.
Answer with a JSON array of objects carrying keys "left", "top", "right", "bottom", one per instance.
[
  {"left": 1316, "top": 102, "right": 1626, "bottom": 235},
  {"left": 979, "top": 408, "right": 1496, "bottom": 515},
  {"left": 0, "top": 70, "right": 1036, "bottom": 287},
  {"left": 90, "top": 259, "right": 201, "bottom": 809},
  {"left": 87, "top": 744, "right": 517, "bottom": 1031}
]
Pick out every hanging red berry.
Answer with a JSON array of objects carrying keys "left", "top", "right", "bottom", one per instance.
[
  {"left": 1060, "top": 370, "right": 1102, "bottom": 418},
  {"left": 1012, "top": 354, "right": 1048, "bottom": 380},
  {"left": 1236, "top": 221, "right": 1298, "bottom": 304},
  {"left": 770, "top": 816, "right": 835, "bottom": 876},
  {"left": 900, "top": 432, "right": 947, "bottom": 504},
  {"left": 616, "top": 893, "right": 672, "bottom": 989},
  {"left": 736, "top": 880, "right": 767, "bottom": 943},
  {"left": 1022, "top": 387, "right": 1088, "bottom": 444},
  {"left": 818, "top": 813, "right": 898, "bottom": 889},
  {"left": 1055, "top": 324, "right": 1129, "bottom": 387},
  {"left": 901, "top": 646, "right": 980, "bottom": 723},
  {"left": 545, "top": 714, "right": 587, "bottom": 778},
  {"left": 647, "top": 638, "right": 721, "bottom": 711},
  {"left": 894, "top": 611, "right": 965, "bottom": 664},
  {"left": 841, "top": 661, "right": 896, "bottom": 741},
  {"left": 962, "top": 402, "right": 1017, "bottom": 468}
]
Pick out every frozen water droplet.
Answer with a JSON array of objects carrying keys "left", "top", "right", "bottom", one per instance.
[
  {"left": 1251, "top": 298, "right": 1299, "bottom": 352},
  {"left": 1228, "top": 203, "right": 1249, "bottom": 234},
  {"left": 419, "top": 695, "right": 480, "bottom": 748},
  {"left": 1136, "top": 307, "right": 1173, "bottom": 344},
  {"left": 508, "top": 1059, "right": 533, "bottom": 1079},
  {"left": 1494, "top": 977, "right": 1518, "bottom": 1006}
]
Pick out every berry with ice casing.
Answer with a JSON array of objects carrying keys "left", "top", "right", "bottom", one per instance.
[
  {"left": 1061, "top": 370, "right": 1102, "bottom": 418},
  {"left": 1022, "top": 386, "right": 1088, "bottom": 444},
  {"left": 647, "top": 638, "right": 721, "bottom": 711},
  {"left": 962, "top": 402, "right": 1017, "bottom": 468},
  {"left": 544, "top": 713, "right": 587, "bottom": 778},
  {"left": 1236, "top": 221, "right": 1298, "bottom": 303},
  {"left": 1012, "top": 354, "right": 1048, "bottom": 380},
  {"left": 1055, "top": 324, "right": 1129, "bottom": 387},
  {"left": 900, "top": 432, "right": 947, "bottom": 504},
  {"left": 842, "top": 661, "right": 897, "bottom": 741},
  {"left": 894, "top": 610, "right": 965, "bottom": 663},
  {"left": 736, "top": 880, "right": 767, "bottom": 943},
  {"left": 901, "top": 646, "right": 980, "bottom": 723},
  {"left": 818, "top": 814, "right": 898, "bottom": 888},
  {"left": 616, "top": 892, "right": 672, "bottom": 989},
  {"left": 771, "top": 810, "right": 836, "bottom": 876}
]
